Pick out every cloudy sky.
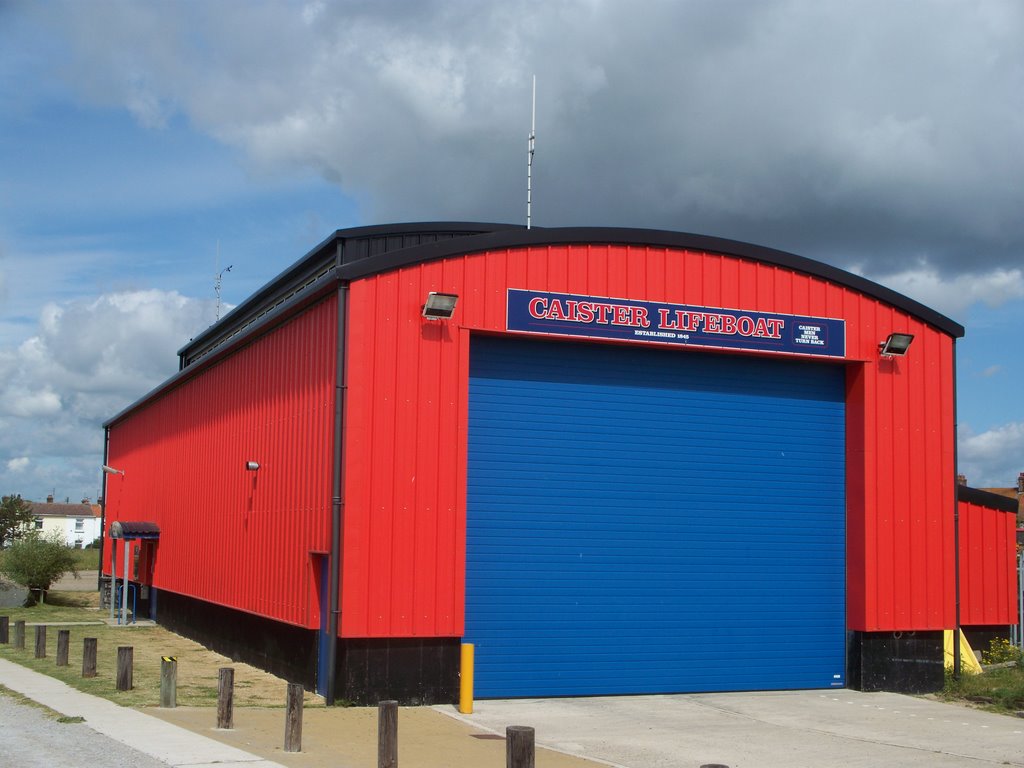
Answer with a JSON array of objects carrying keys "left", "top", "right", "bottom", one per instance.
[{"left": 1, "top": 0, "right": 1022, "bottom": 502}]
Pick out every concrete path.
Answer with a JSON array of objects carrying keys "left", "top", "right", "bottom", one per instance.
[
  {"left": 0, "top": 658, "right": 286, "bottom": 768},
  {"left": 444, "top": 690, "right": 1024, "bottom": 768},
  {"left": 0, "top": 692, "right": 169, "bottom": 768},
  {"left": 52, "top": 570, "right": 99, "bottom": 591}
]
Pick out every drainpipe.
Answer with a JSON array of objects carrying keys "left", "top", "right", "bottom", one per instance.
[
  {"left": 326, "top": 248, "right": 349, "bottom": 705},
  {"left": 952, "top": 340, "right": 961, "bottom": 678},
  {"left": 98, "top": 428, "right": 109, "bottom": 593}
]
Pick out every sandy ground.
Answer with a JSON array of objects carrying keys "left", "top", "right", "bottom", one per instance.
[{"left": 146, "top": 704, "right": 602, "bottom": 768}]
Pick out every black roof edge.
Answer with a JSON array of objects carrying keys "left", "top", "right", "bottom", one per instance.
[
  {"left": 179, "top": 222, "right": 522, "bottom": 360},
  {"left": 335, "top": 226, "right": 964, "bottom": 338},
  {"left": 958, "top": 484, "right": 1020, "bottom": 513}
]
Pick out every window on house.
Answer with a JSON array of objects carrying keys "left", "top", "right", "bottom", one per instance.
[
  {"left": 34, "top": 518, "right": 43, "bottom": 529},
  {"left": 75, "top": 518, "right": 84, "bottom": 531}
]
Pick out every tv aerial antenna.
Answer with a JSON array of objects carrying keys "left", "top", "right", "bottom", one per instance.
[
  {"left": 214, "top": 240, "right": 232, "bottom": 322},
  {"left": 527, "top": 75, "right": 536, "bottom": 229}
]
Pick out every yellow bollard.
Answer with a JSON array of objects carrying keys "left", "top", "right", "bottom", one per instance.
[{"left": 459, "top": 643, "right": 474, "bottom": 714}]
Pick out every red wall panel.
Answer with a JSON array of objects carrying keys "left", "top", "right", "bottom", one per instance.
[
  {"left": 105, "top": 296, "right": 336, "bottom": 629},
  {"left": 341, "top": 245, "right": 958, "bottom": 638},
  {"left": 959, "top": 499, "right": 1018, "bottom": 625}
]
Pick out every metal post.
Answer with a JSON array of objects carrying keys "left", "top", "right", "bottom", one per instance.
[
  {"left": 121, "top": 539, "right": 130, "bottom": 624},
  {"left": 1016, "top": 550, "right": 1023, "bottom": 651},
  {"left": 459, "top": 643, "right": 474, "bottom": 714},
  {"left": 109, "top": 538, "right": 117, "bottom": 622}
]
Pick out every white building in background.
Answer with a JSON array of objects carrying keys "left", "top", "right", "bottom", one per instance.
[{"left": 28, "top": 495, "right": 102, "bottom": 548}]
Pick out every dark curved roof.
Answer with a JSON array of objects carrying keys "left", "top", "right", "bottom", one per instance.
[
  {"left": 958, "top": 485, "right": 1020, "bottom": 513},
  {"left": 180, "top": 223, "right": 963, "bottom": 367},
  {"left": 108, "top": 222, "right": 965, "bottom": 428}
]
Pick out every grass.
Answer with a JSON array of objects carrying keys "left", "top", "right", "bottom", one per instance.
[
  {"left": 940, "top": 663, "right": 1024, "bottom": 715},
  {"left": 1, "top": 590, "right": 323, "bottom": 709}
]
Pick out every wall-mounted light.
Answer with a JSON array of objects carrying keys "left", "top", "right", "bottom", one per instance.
[
  {"left": 245, "top": 461, "right": 261, "bottom": 471},
  {"left": 102, "top": 465, "right": 125, "bottom": 476},
  {"left": 422, "top": 292, "right": 459, "bottom": 320},
  {"left": 879, "top": 333, "right": 914, "bottom": 357}
]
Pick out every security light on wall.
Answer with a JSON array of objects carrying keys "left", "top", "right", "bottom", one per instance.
[
  {"left": 422, "top": 292, "right": 459, "bottom": 320},
  {"left": 879, "top": 333, "right": 914, "bottom": 357},
  {"left": 102, "top": 465, "right": 125, "bottom": 476},
  {"left": 245, "top": 461, "right": 261, "bottom": 471}
]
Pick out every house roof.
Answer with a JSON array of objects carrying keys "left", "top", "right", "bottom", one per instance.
[{"left": 28, "top": 502, "right": 100, "bottom": 518}]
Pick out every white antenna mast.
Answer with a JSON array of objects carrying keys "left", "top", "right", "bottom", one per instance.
[
  {"left": 214, "top": 240, "right": 232, "bottom": 322},
  {"left": 527, "top": 74, "right": 536, "bottom": 229}
]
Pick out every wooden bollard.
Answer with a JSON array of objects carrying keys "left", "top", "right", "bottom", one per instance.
[
  {"left": 506, "top": 725, "right": 535, "bottom": 768},
  {"left": 217, "top": 667, "right": 234, "bottom": 729},
  {"left": 34, "top": 625, "right": 46, "bottom": 658},
  {"left": 160, "top": 657, "right": 177, "bottom": 708},
  {"left": 56, "top": 629, "right": 70, "bottom": 666},
  {"left": 82, "top": 638, "right": 97, "bottom": 677},
  {"left": 378, "top": 700, "right": 398, "bottom": 768},
  {"left": 0, "top": 615, "right": 8, "bottom": 644},
  {"left": 13, "top": 620, "right": 25, "bottom": 649},
  {"left": 116, "top": 646, "right": 133, "bottom": 691},
  {"left": 284, "top": 682, "right": 303, "bottom": 752}
]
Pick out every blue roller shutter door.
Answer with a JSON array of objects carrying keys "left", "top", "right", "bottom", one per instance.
[{"left": 465, "top": 335, "right": 846, "bottom": 697}]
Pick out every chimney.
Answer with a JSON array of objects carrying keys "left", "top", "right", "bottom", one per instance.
[
  {"left": 956, "top": 474, "right": 967, "bottom": 486},
  {"left": 46, "top": 494, "right": 54, "bottom": 504},
  {"left": 1017, "top": 472, "right": 1024, "bottom": 494}
]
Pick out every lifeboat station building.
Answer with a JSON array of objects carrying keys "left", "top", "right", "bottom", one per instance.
[{"left": 102, "top": 223, "right": 1019, "bottom": 704}]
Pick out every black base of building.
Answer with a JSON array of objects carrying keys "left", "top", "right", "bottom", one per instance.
[
  {"left": 336, "top": 637, "right": 460, "bottom": 706},
  {"left": 156, "top": 589, "right": 319, "bottom": 689},
  {"left": 847, "top": 630, "right": 944, "bottom": 693},
  {"left": 152, "top": 589, "right": 459, "bottom": 705}
]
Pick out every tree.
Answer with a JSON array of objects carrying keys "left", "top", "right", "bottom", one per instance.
[
  {"left": 0, "top": 531, "right": 78, "bottom": 603},
  {"left": 0, "top": 494, "right": 35, "bottom": 548}
]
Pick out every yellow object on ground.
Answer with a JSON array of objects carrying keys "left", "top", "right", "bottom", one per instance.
[
  {"left": 459, "top": 642, "right": 474, "bottom": 714},
  {"left": 943, "top": 629, "right": 983, "bottom": 674}
]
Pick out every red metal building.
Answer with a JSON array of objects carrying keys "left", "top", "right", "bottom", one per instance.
[{"left": 102, "top": 223, "right": 1016, "bottom": 703}]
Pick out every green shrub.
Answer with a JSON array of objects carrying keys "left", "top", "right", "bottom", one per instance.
[{"left": 0, "top": 531, "right": 78, "bottom": 604}]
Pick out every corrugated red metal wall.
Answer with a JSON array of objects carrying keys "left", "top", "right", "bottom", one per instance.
[
  {"left": 959, "top": 499, "right": 1018, "bottom": 625},
  {"left": 105, "top": 296, "right": 336, "bottom": 629},
  {"left": 340, "top": 244, "right": 957, "bottom": 637}
]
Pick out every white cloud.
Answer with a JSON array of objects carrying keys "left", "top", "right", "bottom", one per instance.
[
  {"left": 958, "top": 422, "right": 1024, "bottom": 488},
  {"left": 864, "top": 264, "right": 1024, "bottom": 320},
  {"left": 0, "top": 289, "right": 217, "bottom": 500},
  {"left": 980, "top": 365, "right": 1002, "bottom": 378}
]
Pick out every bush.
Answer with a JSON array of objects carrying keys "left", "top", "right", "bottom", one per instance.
[
  {"left": 0, "top": 531, "right": 79, "bottom": 604},
  {"left": 982, "top": 637, "right": 1023, "bottom": 666}
]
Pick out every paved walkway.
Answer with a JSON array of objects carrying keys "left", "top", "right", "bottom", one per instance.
[
  {"left": 0, "top": 658, "right": 286, "bottom": 768},
  {"left": 450, "top": 690, "right": 1024, "bottom": 768},
  {"left": 3, "top": 654, "right": 1023, "bottom": 768}
]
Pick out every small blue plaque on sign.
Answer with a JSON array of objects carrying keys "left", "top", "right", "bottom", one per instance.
[{"left": 506, "top": 289, "right": 846, "bottom": 358}]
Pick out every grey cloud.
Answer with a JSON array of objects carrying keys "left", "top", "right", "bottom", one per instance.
[{"left": 23, "top": 1, "right": 1024, "bottom": 278}]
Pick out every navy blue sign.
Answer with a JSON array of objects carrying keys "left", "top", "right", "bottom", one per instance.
[{"left": 506, "top": 289, "right": 846, "bottom": 358}]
